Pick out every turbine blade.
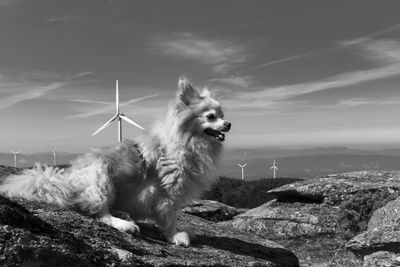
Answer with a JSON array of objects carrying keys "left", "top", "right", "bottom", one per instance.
[
  {"left": 116, "top": 80, "right": 119, "bottom": 114},
  {"left": 92, "top": 114, "right": 118, "bottom": 136},
  {"left": 120, "top": 114, "right": 144, "bottom": 130}
]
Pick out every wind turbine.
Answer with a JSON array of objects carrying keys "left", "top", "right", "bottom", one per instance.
[
  {"left": 238, "top": 163, "right": 248, "bottom": 180},
  {"left": 270, "top": 160, "right": 278, "bottom": 178},
  {"left": 53, "top": 148, "right": 57, "bottom": 166},
  {"left": 92, "top": 80, "right": 144, "bottom": 142},
  {"left": 11, "top": 150, "right": 20, "bottom": 168}
]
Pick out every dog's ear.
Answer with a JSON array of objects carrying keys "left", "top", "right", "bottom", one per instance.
[{"left": 177, "top": 76, "right": 199, "bottom": 107}]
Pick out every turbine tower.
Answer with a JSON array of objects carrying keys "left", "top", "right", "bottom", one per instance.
[
  {"left": 270, "top": 160, "right": 278, "bottom": 178},
  {"left": 238, "top": 163, "right": 248, "bottom": 180},
  {"left": 53, "top": 148, "right": 57, "bottom": 166},
  {"left": 92, "top": 80, "right": 144, "bottom": 142},
  {"left": 11, "top": 150, "right": 20, "bottom": 168}
]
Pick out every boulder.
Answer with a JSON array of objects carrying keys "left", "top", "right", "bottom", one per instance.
[
  {"left": 0, "top": 195, "right": 299, "bottom": 266},
  {"left": 347, "top": 225, "right": 400, "bottom": 257},
  {"left": 219, "top": 200, "right": 340, "bottom": 239},
  {"left": 268, "top": 171, "right": 400, "bottom": 205},
  {"left": 363, "top": 251, "right": 400, "bottom": 267},
  {"left": 182, "top": 200, "right": 244, "bottom": 222},
  {"left": 368, "top": 196, "right": 400, "bottom": 230}
]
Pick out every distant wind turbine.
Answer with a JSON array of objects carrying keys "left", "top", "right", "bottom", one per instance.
[
  {"left": 11, "top": 150, "right": 20, "bottom": 168},
  {"left": 92, "top": 80, "right": 145, "bottom": 142},
  {"left": 53, "top": 148, "right": 57, "bottom": 166},
  {"left": 238, "top": 163, "right": 248, "bottom": 180},
  {"left": 270, "top": 160, "right": 278, "bottom": 178}
]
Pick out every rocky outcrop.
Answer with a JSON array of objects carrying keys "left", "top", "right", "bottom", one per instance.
[
  {"left": 347, "top": 225, "right": 400, "bottom": 256},
  {"left": 268, "top": 171, "right": 400, "bottom": 205},
  {"left": 182, "top": 200, "right": 245, "bottom": 222},
  {"left": 347, "top": 194, "right": 400, "bottom": 263},
  {"left": 219, "top": 200, "right": 340, "bottom": 239},
  {"left": 363, "top": 251, "right": 400, "bottom": 267},
  {"left": 0, "top": 195, "right": 299, "bottom": 266},
  {"left": 220, "top": 171, "right": 400, "bottom": 266},
  {"left": 368, "top": 196, "right": 400, "bottom": 230}
]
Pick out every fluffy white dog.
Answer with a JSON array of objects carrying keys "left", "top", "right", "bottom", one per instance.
[{"left": 0, "top": 77, "right": 231, "bottom": 246}]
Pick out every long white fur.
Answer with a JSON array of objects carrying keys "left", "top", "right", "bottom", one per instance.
[{"left": 0, "top": 77, "right": 230, "bottom": 246}]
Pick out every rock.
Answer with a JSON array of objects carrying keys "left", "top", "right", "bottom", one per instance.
[
  {"left": 369, "top": 196, "right": 400, "bottom": 230},
  {"left": 0, "top": 166, "right": 21, "bottom": 180},
  {"left": 0, "top": 195, "right": 299, "bottom": 266},
  {"left": 219, "top": 200, "right": 340, "bottom": 239},
  {"left": 182, "top": 200, "right": 244, "bottom": 222},
  {"left": 347, "top": 225, "right": 400, "bottom": 257},
  {"left": 363, "top": 251, "right": 400, "bottom": 267},
  {"left": 268, "top": 171, "right": 400, "bottom": 205}
]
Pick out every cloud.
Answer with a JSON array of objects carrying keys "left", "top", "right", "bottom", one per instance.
[
  {"left": 0, "top": 69, "right": 93, "bottom": 111},
  {"left": 335, "top": 97, "right": 400, "bottom": 108},
  {"left": 236, "top": 23, "right": 400, "bottom": 74},
  {"left": 149, "top": 32, "right": 245, "bottom": 73},
  {"left": 46, "top": 16, "right": 77, "bottom": 23},
  {"left": 75, "top": 71, "right": 92, "bottom": 78},
  {"left": 228, "top": 39, "right": 400, "bottom": 109},
  {"left": 235, "top": 52, "right": 316, "bottom": 74},
  {"left": 0, "top": 82, "right": 67, "bottom": 110},
  {"left": 208, "top": 76, "right": 253, "bottom": 88},
  {"left": 45, "top": 15, "right": 103, "bottom": 23}
]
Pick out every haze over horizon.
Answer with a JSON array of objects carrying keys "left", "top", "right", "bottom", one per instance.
[{"left": 1, "top": 1, "right": 400, "bottom": 153}]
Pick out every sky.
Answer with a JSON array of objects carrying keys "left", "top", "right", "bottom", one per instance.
[{"left": 1, "top": 0, "right": 400, "bottom": 153}]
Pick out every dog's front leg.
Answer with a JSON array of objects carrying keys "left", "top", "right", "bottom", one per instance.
[{"left": 154, "top": 198, "right": 190, "bottom": 246}]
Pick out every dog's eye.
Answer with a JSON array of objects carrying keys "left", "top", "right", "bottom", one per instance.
[{"left": 206, "top": 114, "right": 216, "bottom": 120}]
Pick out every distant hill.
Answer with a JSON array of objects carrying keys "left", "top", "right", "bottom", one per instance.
[
  {"left": 0, "top": 152, "right": 81, "bottom": 168},
  {"left": 220, "top": 147, "right": 400, "bottom": 180}
]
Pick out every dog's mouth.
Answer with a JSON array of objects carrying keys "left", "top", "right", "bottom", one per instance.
[{"left": 204, "top": 128, "right": 225, "bottom": 142}]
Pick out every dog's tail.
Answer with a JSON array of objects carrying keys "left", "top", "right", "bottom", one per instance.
[{"left": 0, "top": 163, "right": 73, "bottom": 207}]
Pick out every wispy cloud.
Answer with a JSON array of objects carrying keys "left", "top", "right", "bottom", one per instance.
[
  {"left": 0, "top": 69, "right": 93, "bottom": 111},
  {"left": 236, "top": 52, "right": 315, "bottom": 74},
  {"left": 335, "top": 97, "right": 400, "bottom": 108},
  {"left": 45, "top": 16, "right": 101, "bottom": 23},
  {"left": 236, "top": 23, "right": 400, "bottom": 74},
  {"left": 75, "top": 71, "right": 92, "bottom": 78},
  {"left": 228, "top": 39, "right": 400, "bottom": 109},
  {"left": 0, "top": 82, "right": 67, "bottom": 110},
  {"left": 208, "top": 76, "right": 253, "bottom": 88},
  {"left": 149, "top": 32, "right": 245, "bottom": 73}
]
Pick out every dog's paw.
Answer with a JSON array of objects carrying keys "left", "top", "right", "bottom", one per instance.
[
  {"left": 116, "top": 219, "right": 140, "bottom": 233},
  {"left": 169, "top": 231, "right": 190, "bottom": 246},
  {"left": 99, "top": 215, "right": 140, "bottom": 233}
]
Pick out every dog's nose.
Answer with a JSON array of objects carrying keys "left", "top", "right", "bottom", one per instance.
[{"left": 223, "top": 121, "right": 231, "bottom": 131}]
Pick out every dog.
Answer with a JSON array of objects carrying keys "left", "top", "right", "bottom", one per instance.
[{"left": 0, "top": 77, "right": 231, "bottom": 246}]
